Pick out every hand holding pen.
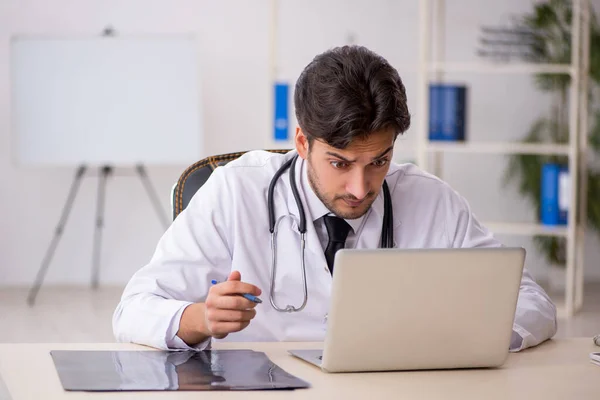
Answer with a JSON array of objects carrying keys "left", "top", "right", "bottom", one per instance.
[
  {"left": 203, "top": 271, "right": 262, "bottom": 339},
  {"left": 211, "top": 279, "right": 262, "bottom": 304}
]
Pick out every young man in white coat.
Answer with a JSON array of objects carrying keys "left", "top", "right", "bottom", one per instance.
[{"left": 113, "top": 45, "right": 557, "bottom": 352}]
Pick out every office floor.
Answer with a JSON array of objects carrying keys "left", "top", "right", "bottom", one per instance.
[{"left": 0, "top": 284, "right": 599, "bottom": 343}]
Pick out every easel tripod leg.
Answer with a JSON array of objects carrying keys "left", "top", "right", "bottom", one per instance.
[
  {"left": 91, "top": 166, "right": 112, "bottom": 289},
  {"left": 136, "top": 164, "right": 169, "bottom": 230},
  {"left": 27, "top": 165, "right": 87, "bottom": 306}
]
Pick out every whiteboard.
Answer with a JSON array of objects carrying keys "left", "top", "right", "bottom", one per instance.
[{"left": 10, "top": 35, "right": 203, "bottom": 166}]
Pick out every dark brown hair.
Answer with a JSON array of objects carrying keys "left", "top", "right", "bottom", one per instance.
[{"left": 294, "top": 45, "right": 411, "bottom": 149}]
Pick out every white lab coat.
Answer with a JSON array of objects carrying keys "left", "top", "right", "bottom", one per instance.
[{"left": 113, "top": 150, "right": 557, "bottom": 352}]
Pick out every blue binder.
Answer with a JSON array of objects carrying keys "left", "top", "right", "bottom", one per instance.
[
  {"left": 429, "top": 84, "right": 467, "bottom": 141},
  {"left": 541, "top": 163, "right": 569, "bottom": 225},
  {"left": 274, "top": 83, "right": 289, "bottom": 141}
]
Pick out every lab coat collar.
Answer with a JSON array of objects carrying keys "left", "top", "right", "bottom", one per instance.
[
  {"left": 368, "top": 186, "right": 386, "bottom": 228},
  {"left": 284, "top": 154, "right": 326, "bottom": 233},
  {"left": 283, "top": 153, "right": 328, "bottom": 266},
  {"left": 283, "top": 151, "right": 303, "bottom": 227}
]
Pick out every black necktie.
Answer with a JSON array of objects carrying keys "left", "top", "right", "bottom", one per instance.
[{"left": 323, "top": 216, "right": 352, "bottom": 274}]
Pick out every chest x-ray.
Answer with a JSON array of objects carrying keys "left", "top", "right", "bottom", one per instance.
[{"left": 50, "top": 349, "right": 309, "bottom": 391}]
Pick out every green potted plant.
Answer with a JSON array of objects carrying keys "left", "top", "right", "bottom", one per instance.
[{"left": 479, "top": 0, "right": 600, "bottom": 290}]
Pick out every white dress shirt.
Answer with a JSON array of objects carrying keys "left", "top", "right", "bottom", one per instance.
[{"left": 113, "top": 150, "right": 557, "bottom": 352}]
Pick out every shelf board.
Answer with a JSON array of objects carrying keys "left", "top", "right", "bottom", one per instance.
[
  {"left": 484, "top": 222, "right": 568, "bottom": 237},
  {"left": 425, "top": 142, "right": 570, "bottom": 156},
  {"left": 427, "top": 62, "right": 573, "bottom": 75}
]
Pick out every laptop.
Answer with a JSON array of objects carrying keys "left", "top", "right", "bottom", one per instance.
[{"left": 289, "top": 247, "right": 525, "bottom": 373}]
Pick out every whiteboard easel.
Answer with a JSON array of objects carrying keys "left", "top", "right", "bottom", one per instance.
[{"left": 10, "top": 30, "right": 202, "bottom": 304}]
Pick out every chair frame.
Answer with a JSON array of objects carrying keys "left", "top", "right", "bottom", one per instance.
[{"left": 172, "top": 149, "right": 290, "bottom": 219}]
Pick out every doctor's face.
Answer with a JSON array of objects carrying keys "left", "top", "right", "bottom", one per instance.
[{"left": 296, "top": 128, "right": 395, "bottom": 220}]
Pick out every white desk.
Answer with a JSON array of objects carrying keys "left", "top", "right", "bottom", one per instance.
[{"left": 0, "top": 339, "right": 597, "bottom": 399}]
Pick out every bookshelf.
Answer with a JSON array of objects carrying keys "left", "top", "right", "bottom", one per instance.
[
  {"left": 427, "top": 62, "right": 574, "bottom": 74},
  {"left": 424, "top": 142, "right": 571, "bottom": 156},
  {"left": 415, "top": 0, "right": 591, "bottom": 317},
  {"left": 484, "top": 222, "right": 569, "bottom": 238}
]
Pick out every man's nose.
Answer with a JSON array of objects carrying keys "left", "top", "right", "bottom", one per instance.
[{"left": 346, "top": 170, "right": 369, "bottom": 200}]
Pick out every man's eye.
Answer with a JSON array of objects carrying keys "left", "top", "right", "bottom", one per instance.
[
  {"left": 331, "top": 161, "right": 349, "bottom": 169},
  {"left": 373, "top": 159, "right": 388, "bottom": 167}
]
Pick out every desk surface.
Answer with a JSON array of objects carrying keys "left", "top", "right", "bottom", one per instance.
[{"left": 0, "top": 339, "right": 597, "bottom": 399}]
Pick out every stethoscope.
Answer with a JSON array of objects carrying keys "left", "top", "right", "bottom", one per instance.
[{"left": 267, "top": 154, "right": 394, "bottom": 313}]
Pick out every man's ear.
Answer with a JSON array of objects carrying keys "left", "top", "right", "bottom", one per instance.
[{"left": 294, "top": 127, "right": 309, "bottom": 159}]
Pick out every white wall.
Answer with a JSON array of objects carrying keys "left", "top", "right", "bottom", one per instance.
[{"left": 1, "top": 0, "right": 599, "bottom": 287}]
